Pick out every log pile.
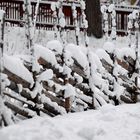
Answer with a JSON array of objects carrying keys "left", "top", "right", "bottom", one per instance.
[{"left": 1, "top": 42, "right": 140, "bottom": 122}]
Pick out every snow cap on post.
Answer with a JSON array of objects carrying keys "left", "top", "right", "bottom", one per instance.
[
  {"left": 80, "top": 0, "right": 86, "bottom": 10},
  {"left": 132, "top": 10, "right": 139, "bottom": 19},
  {"left": 0, "top": 10, "right": 5, "bottom": 20},
  {"left": 101, "top": 5, "right": 107, "bottom": 14},
  {"left": 51, "top": 2, "right": 56, "bottom": 11},
  {"left": 108, "top": 4, "right": 115, "bottom": 13}
]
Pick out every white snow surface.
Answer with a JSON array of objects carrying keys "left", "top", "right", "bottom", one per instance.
[
  {"left": 46, "top": 40, "right": 63, "bottom": 55},
  {"left": 115, "top": 47, "right": 136, "bottom": 60},
  {"left": 34, "top": 44, "right": 57, "bottom": 66},
  {"left": 0, "top": 103, "right": 140, "bottom": 140},
  {"left": 3, "top": 54, "right": 34, "bottom": 86},
  {"left": 103, "top": 41, "right": 115, "bottom": 54},
  {"left": 96, "top": 49, "right": 113, "bottom": 65},
  {"left": 66, "top": 44, "right": 89, "bottom": 75},
  {"left": 0, "top": 10, "right": 5, "bottom": 19}
]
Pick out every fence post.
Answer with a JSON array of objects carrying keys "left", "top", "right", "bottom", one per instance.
[
  {"left": 0, "top": 10, "right": 14, "bottom": 126},
  {"left": 134, "top": 10, "right": 139, "bottom": 102},
  {"left": 71, "top": 2, "right": 80, "bottom": 45},
  {"left": 0, "top": 10, "right": 5, "bottom": 95},
  {"left": 23, "top": 0, "right": 33, "bottom": 52}
]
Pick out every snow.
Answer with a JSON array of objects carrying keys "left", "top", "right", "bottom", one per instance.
[
  {"left": 96, "top": 49, "right": 113, "bottom": 66},
  {"left": 113, "top": 82, "right": 125, "bottom": 100},
  {"left": 0, "top": 10, "right": 5, "bottom": 20},
  {"left": 88, "top": 51, "right": 105, "bottom": 72},
  {"left": 64, "top": 83, "right": 76, "bottom": 98},
  {"left": 74, "top": 73, "right": 83, "bottom": 84},
  {"left": 63, "top": 65, "right": 72, "bottom": 78},
  {"left": 115, "top": 47, "right": 136, "bottom": 60},
  {"left": 4, "top": 27, "right": 139, "bottom": 53},
  {"left": 3, "top": 54, "right": 34, "bottom": 87},
  {"left": 0, "top": 103, "right": 140, "bottom": 140},
  {"left": 34, "top": 44, "right": 57, "bottom": 66},
  {"left": 80, "top": 0, "right": 86, "bottom": 10},
  {"left": 46, "top": 40, "right": 63, "bottom": 55},
  {"left": 1, "top": 6, "right": 140, "bottom": 139},
  {"left": 1, "top": 73, "right": 10, "bottom": 91},
  {"left": 30, "top": 81, "right": 44, "bottom": 99},
  {"left": 54, "top": 83, "right": 63, "bottom": 93},
  {"left": 0, "top": 97, "right": 14, "bottom": 126},
  {"left": 101, "top": 5, "right": 107, "bottom": 13},
  {"left": 40, "top": 94, "right": 66, "bottom": 115},
  {"left": 59, "top": 17, "right": 66, "bottom": 28},
  {"left": 72, "top": 4, "right": 77, "bottom": 18},
  {"left": 108, "top": 4, "right": 115, "bottom": 12},
  {"left": 103, "top": 41, "right": 115, "bottom": 54},
  {"left": 51, "top": 2, "right": 56, "bottom": 11},
  {"left": 113, "top": 64, "right": 128, "bottom": 77},
  {"left": 37, "top": 69, "right": 53, "bottom": 82},
  {"left": 66, "top": 44, "right": 89, "bottom": 76},
  {"left": 132, "top": 10, "right": 139, "bottom": 19}
]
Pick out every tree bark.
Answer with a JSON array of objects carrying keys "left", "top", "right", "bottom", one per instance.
[{"left": 85, "top": 0, "right": 103, "bottom": 38}]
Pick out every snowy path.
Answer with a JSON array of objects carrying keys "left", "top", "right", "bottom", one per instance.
[{"left": 0, "top": 103, "right": 140, "bottom": 140}]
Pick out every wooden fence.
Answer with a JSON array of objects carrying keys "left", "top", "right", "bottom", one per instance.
[
  {"left": 0, "top": 0, "right": 82, "bottom": 30},
  {"left": 0, "top": 0, "right": 139, "bottom": 34},
  {"left": 112, "top": 5, "right": 140, "bottom": 35}
]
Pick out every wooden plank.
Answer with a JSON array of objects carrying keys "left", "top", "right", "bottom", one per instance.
[
  {"left": 101, "top": 59, "right": 113, "bottom": 73},
  {"left": 3, "top": 90, "right": 35, "bottom": 107},
  {"left": 4, "top": 101, "right": 36, "bottom": 118},
  {"left": 120, "top": 95, "right": 134, "bottom": 103},
  {"left": 4, "top": 68, "right": 31, "bottom": 88},
  {"left": 38, "top": 57, "right": 64, "bottom": 78},
  {"left": 19, "top": 88, "right": 66, "bottom": 116},
  {"left": 70, "top": 60, "right": 87, "bottom": 78},
  {"left": 4, "top": 89, "right": 54, "bottom": 116},
  {"left": 124, "top": 56, "right": 135, "bottom": 66},
  {"left": 117, "top": 59, "right": 134, "bottom": 72},
  {"left": 38, "top": 57, "right": 91, "bottom": 95},
  {"left": 43, "top": 90, "right": 65, "bottom": 107}
]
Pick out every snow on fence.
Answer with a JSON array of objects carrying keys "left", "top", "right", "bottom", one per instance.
[
  {"left": 0, "top": 0, "right": 82, "bottom": 30},
  {"left": 1, "top": 39, "right": 140, "bottom": 123}
]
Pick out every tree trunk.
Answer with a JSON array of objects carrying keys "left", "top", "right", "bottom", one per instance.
[{"left": 85, "top": 0, "right": 103, "bottom": 38}]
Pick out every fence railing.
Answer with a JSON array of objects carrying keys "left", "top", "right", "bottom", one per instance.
[
  {"left": 0, "top": 0, "right": 140, "bottom": 35},
  {"left": 108, "top": 4, "right": 140, "bottom": 35},
  {"left": 0, "top": 0, "right": 82, "bottom": 30}
]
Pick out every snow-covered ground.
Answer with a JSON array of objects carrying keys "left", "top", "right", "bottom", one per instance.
[
  {"left": 0, "top": 103, "right": 140, "bottom": 140},
  {"left": 4, "top": 27, "right": 140, "bottom": 55},
  {"left": 2, "top": 23, "right": 140, "bottom": 140}
]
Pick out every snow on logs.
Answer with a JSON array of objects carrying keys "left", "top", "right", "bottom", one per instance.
[
  {"left": 3, "top": 54, "right": 34, "bottom": 88},
  {"left": 102, "top": 42, "right": 138, "bottom": 103},
  {"left": 2, "top": 40, "right": 139, "bottom": 118}
]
